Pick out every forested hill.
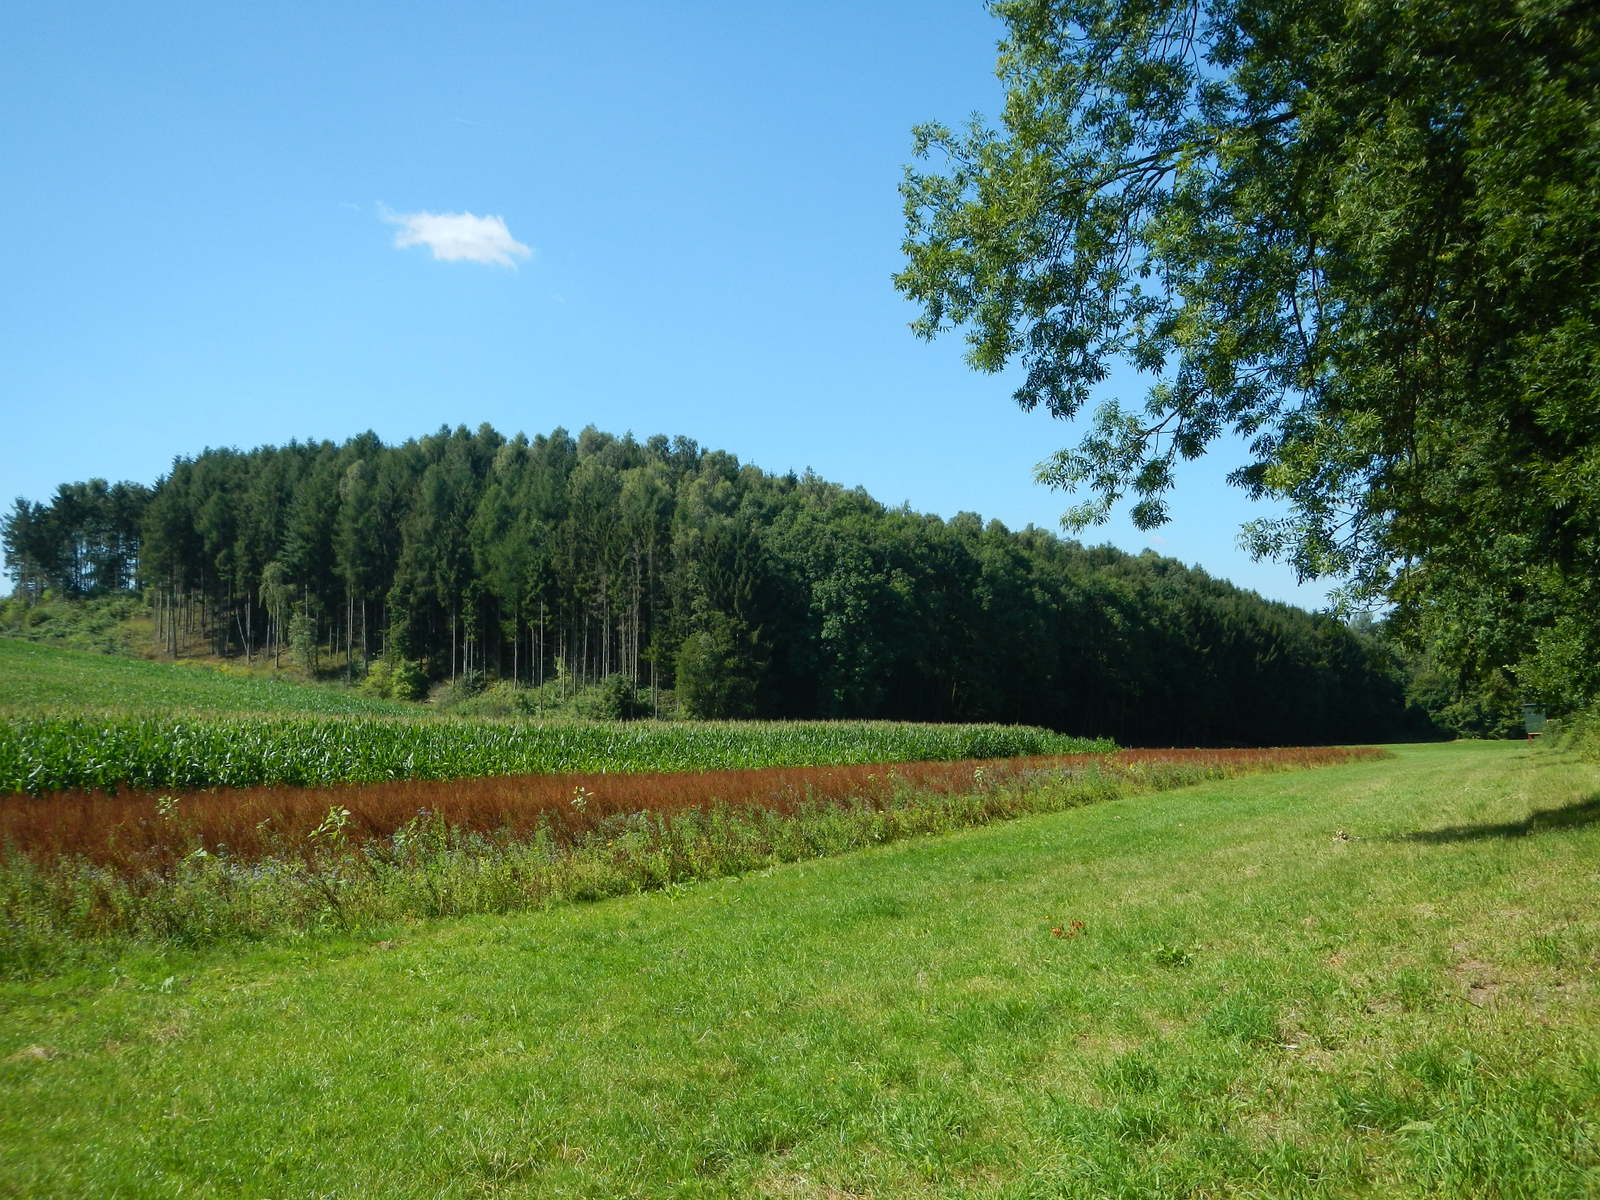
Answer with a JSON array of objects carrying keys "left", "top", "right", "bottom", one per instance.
[{"left": 2, "top": 424, "right": 1429, "bottom": 744}]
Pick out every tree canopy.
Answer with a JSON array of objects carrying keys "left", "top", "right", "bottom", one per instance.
[
  {"left": 897, "top": 0, "right": 1600, "bottom": 707},
  {"left": 2, "top": 424, "right": 1434, "bottom": 745}
]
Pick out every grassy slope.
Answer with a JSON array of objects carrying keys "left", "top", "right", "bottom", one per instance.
[
  {"left": 0, "top": 636, "right": 417, "bottom": 717},
  {"left": 2, "top": 742, "right": 1597, "bottom": 1198}
]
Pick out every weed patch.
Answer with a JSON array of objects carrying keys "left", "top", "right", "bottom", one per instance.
[{"left": 0, "top": 747, "right": 1379, "bottom": 972}]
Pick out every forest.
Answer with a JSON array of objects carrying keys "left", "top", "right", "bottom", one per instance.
[{"left": 0, "top": 423, "right": 1435, "bottom": 746}]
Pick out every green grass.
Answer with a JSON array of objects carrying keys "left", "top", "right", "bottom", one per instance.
[
  {"left": 2, "top": 741, "right": 1595, "bottom": 1197},
  {"left": 0, "top": 590, "right": 146, "bottom": 656},
  {"left": 0, "top": 637, "right": 417, "bottom": 717}
]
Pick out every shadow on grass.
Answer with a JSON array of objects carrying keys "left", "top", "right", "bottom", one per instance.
[{"left": 1398, "top": 793, "right": 1600, "bottom": 843}]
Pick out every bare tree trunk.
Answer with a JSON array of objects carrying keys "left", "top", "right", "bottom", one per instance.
[
  {"left": 631, "top": 553, "right": 643, "bottom": 683},
  {"left": 647, "top": 541, "right": 658, "bottom": 716}
]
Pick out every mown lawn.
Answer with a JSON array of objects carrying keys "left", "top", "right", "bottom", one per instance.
[{"left": 2, "top": 741, "right": 1596, "bottom": 1198}]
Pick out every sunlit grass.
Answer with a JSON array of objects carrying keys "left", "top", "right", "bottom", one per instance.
[
  {"left": 1, "top": 741, "right": 1594, "bottom": 1197},
  {"left": 0, "top": 636, "right": 414, "bottom": 717}
]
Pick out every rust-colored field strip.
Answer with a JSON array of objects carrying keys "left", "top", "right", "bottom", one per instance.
[{"left": 0, "top": 746, "right": 1384, "bottom": 870}]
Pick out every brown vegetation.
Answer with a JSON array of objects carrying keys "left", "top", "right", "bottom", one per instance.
[{"left": 0, "top": 747, "right": 1384, "bottom": 872}]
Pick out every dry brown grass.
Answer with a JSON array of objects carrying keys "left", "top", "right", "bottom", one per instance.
[{"left": 0, "top": 746, "right": 1384, "bottom": 871}]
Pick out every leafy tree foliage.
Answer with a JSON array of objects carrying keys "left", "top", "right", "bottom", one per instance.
[
  {"left": 676, "top": 611, "right": 764, "bottom": 719},
  {"left": 897, "top": 0, "right": 1600, "bottom": 709},
  {"left": 593, "top": 672, "right": 650, "bottom": 721},
  {"left": 2, "top": 480, "right": 148, "bottom": 598},
  {"left": 3, "top": 424, "right": 1433, "bottom": 744}
]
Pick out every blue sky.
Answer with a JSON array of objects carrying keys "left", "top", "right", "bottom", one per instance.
[{"left": 2, "top": 0, "right": 1332, "bottom": 609}]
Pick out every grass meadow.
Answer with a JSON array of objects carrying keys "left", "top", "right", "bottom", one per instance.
[
  {"left": 0, "top": 637, "right": 416, "bottom": 718},
  {"left": 2, "top": 740, "right": 1596, "bottom": 1197}
]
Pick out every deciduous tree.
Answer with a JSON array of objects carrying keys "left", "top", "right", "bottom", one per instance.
[{"left": 898, "top": 0, "right": 1600, "bottom": 704}]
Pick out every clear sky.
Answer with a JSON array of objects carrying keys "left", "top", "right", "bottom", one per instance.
[{"left": 2, "top": 0, "right": 1333, "bottom": 609}]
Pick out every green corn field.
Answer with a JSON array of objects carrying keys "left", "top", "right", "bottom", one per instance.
[
  {"left": 0, "top": 639, "right": 1113, "bottom": 794},
  {"left": 0, "top": 715, "right": 1114, "bottom": 795}
]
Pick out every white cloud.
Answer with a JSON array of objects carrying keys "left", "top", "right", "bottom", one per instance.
[{"left": 382, "top": 208, "right": 531, "bottom": 267}]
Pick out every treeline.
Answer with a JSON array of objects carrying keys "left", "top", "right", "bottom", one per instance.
[
  {"left": 2, "top": 424, "right": 1432, "bottom": 744},
  {"left": 1, "top": 479, "right": 148, "bottom": 598}
]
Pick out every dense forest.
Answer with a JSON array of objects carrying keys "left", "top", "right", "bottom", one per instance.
[{"left": 2, "top": 424, "right": 1436, "bottom": 744}]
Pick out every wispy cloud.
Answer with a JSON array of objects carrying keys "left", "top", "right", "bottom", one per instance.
[{"left": 382, "top": 208, "right": 531, "bottom": 268}]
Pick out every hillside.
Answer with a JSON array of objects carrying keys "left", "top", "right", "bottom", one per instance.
[
  {"left": 0, "top": 637, "right": 415, "bottom": 718},
  {"left": 2, "top": 425, "right": 1435, "bottom": 745}
]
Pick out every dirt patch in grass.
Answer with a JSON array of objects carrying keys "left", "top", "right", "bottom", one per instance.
[
  {"left": 1450, "top": 956, "right": 1502, "bottom": 1007},
  {"left": 758, "top": 1173, "right": 876, "bottom": 1200}
]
